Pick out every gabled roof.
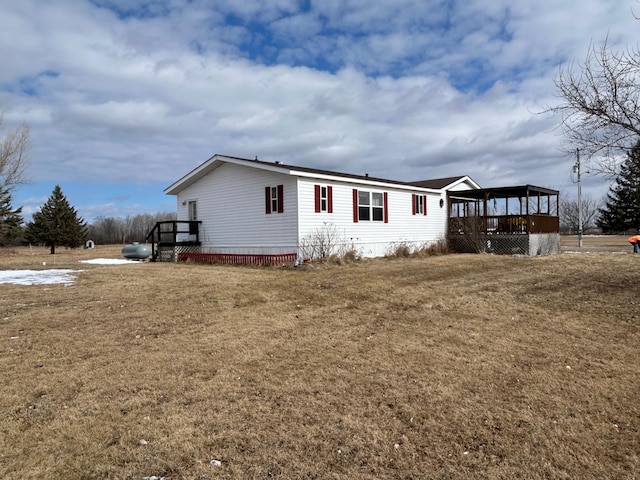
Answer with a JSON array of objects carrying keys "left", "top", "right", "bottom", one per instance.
[
  {"left": 409, "top": 176, "right": 480, "bottom": 190},
  {"left": 164, "top": 154, "right": 478, "bottom": 195}
]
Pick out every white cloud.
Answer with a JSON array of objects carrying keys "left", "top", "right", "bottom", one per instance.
[{"left": 2, "top": 0, "right": 639, "bottom": 220}]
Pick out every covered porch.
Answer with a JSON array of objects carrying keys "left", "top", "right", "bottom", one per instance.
[{"left": 448, "top": 185, "right": 560, "bottom": 255}]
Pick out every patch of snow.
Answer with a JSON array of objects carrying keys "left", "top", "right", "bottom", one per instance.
[
  {"left": 0, "top": 258, "right": 142, "bottom": 285},
  {"left": 0, "top": 269, "right": 80, "bottom": 286},
  {"left": 79, "top": 258, "right": 143, "bottom": 265}
]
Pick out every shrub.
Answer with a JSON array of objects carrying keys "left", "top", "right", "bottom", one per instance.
[
  {"left": 385, "top": 238, "right": 448, "bottom": 258},
  {"left": 299, "top": 222, "right": 350, "bottom": 261}
]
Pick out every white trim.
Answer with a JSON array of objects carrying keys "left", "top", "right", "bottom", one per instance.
[
  {"left": 165, "top": 154, "right": 456, "bottom": 196},
  {"left": 444, "top": 175, "right": 481, "bottom": 190}
]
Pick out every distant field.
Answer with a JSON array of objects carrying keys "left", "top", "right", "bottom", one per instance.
[
  {"left": 1, "top": 245, "right": 639, "bottom": 479},
  {"left": 561, "top": 234, "right": 631, "bottom": 251}
]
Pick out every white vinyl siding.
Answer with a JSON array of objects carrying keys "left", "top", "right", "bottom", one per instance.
[
  {"left": 176, "top": 163, "right": 298, "bottom": 254},
  {"left": 297, "top": 179, "right": 447, "bottom": 257},
  {"left": 168, "top": 156, "right": 471, "bottom": 259}
]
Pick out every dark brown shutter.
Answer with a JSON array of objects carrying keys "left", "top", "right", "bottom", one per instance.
[
  {"left": 327, "top": 186, "right": 333, "bottom": 213},
  {"left": 384, "top": 192, "right": 388, "bottom": 223},
  {"left": 265, "top": 186, "right": 271, "bottom": 214},
  {"left": 352, "top": 189, "right": 358, "bottom": 223},
  {"left": 412, "top": 193, "right": 416, "bottom": 215},
  {"left": 423, "top": 195, "right": 428, "bottom": 216},
  {"left": 277, "top": 185, "right": 284, "bottom": 213},
  {"left": 314, "top": 185, "right": 321, "bottom": 213}
]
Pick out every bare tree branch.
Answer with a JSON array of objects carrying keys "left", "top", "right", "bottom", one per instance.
[
  {"left": 559, "top": 195, "right": 601, "bottom": 232},
  {"left": 0, "top": 113, "right": 30, "bottom": 192},
  {"left": 546, "top": 36, "right": 640, "bottom": 176}
]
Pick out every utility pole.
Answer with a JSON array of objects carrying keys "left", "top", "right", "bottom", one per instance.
[{"left": 575, "top": 148, "right": 583, "bottom": 248}]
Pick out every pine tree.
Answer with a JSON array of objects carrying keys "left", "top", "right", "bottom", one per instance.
[
  {"left": 0, "top": 187, "right": 23, "bottom": 245},
  {"left": 25, "top": 185, "right": 87, "bottom": 254},
  {"left": 597, "top": 140, "right": 640, "bottom": 233}
]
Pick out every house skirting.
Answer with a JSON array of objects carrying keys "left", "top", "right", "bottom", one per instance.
[
  {"left": 448, "top": 233, "right": 560, "bottom": 256},
  {"left": 178, "top": 252, "right": 297, "bottom": 266}
]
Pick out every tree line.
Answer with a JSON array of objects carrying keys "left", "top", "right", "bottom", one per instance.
[
  {"left": 87, "top": 211, "right": 176, "bottom": 245},
  {"left": 1, "top": 181, "right": 174, "bottom": 250}
]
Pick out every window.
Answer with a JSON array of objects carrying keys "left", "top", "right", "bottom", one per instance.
[
  {"left": 358, "top": 190, "right": 370, "bottom": 220},
  {"left": 188, "top": 200, "right": 197, "bottom": 220},
  {"left": 412, "top": 194, "right": 427, "bottom": 216},
  {"left": 353, "top": 189, "right": 388, "bottom": 222},
  {"left": 265, "top": 185, "right": 284, "bottom": 214},
  {"left": 314, "top": 185, "right": 333, "bottom": 213}
]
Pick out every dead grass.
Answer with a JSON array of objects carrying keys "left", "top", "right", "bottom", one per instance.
[
  {"left": 1, "top": 245, "right": 639, "bottom": 479},
  {"left": 561, "top": 234, "right": 631, "bottom": 251}
]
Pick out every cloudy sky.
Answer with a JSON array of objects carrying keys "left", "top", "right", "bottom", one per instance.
[{"left": 2, "top": 0, "right": 639, "bottom": 222}]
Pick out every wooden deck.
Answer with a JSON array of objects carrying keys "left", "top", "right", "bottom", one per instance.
[{"left": 146, "top": 220, "right": 202, "bottom": 262}]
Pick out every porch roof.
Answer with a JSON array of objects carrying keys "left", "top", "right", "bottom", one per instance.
[{"left": 449, "top": 185, "right": 559, "bottom": 200}]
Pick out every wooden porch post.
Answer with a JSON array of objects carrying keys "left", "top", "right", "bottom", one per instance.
[{"left": 483, "top": 192, "right": 489, "bottom": 234}]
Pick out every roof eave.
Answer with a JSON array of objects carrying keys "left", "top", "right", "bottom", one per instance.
[{"left": 164, "top": 155, "right": 449, "bottom": 195}]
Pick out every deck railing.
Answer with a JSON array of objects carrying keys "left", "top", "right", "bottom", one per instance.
[
  {"left": 146, "top": 220, "right": 202, "bottom": 261},
  {"left": 449, "top": 214, "right": 559, "bottom": 235}
]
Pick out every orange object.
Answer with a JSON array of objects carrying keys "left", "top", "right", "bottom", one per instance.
[{"left": 628, "top": 235, "right": 640, "bottom": 243}]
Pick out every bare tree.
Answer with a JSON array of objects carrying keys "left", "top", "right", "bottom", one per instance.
[
  {"left": 548, "top": 34, "right": 640, "bottom": 175},
  {"left": 559, "top": 195, "right": 601, "bottom": 233},
  {"left": 0, "top": 113, "right": 30, "bottom": 192},
  {"left": 87, "top": 212, "right": 176, "bottom": 244}
]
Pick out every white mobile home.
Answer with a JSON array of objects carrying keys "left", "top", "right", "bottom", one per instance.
[{"left": 159, "top": 154, "right": 479, "bottom": 264}]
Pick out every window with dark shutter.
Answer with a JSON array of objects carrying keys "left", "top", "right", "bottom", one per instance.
[
  {"left": 354, "top": 190, "right": 386, "bottom": 222},
  {"left": 413, "top": 194, "right": 427, "bottom": 216},
  {"left": 265, "top": 185, "right": 284, "bottom": 214},
  {"left": 315, "top": 185, "right": 333, "bottom": 213}
]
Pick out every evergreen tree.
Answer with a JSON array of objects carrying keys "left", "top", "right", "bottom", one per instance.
[
  {"left": 597, "top": 140, "right": 640, "bottom": 233},
  {"left": 0, "top": 187, "right": 23, "bottom": 245},
  {"left": 25, "top": 185, "right": 87, "bottom": 254}
]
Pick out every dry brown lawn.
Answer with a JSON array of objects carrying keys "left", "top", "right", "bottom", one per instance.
[
  {"left": 1, "top": 241, "right": 639, "bottom": 479},
  {"left": 560, "top": 234, "right": 631, "bottom": 251}
]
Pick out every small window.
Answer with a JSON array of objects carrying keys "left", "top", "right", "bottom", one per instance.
[
  {"left": 270, "top": 187, "right": 278, "bottom": 212},
  {"left": 265, "top": 185, "right": 284, "bottom": 214},
  {"left": 188, "top": 200, "right": 197, "bottom": 220},
  {"left": 358, "top": 190, "right": 370, "bottom": 221},
  {"left": 372, "top": 192, "right": 384, "bottom": 221},
  {"left": 413, "top": 194, "right": 427, "bottom": 216},
  {"left": 314, "top": 185, "right": 333, "bottom": 213}
]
